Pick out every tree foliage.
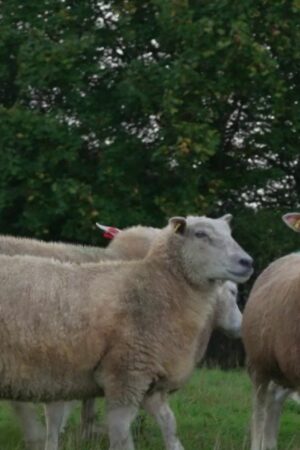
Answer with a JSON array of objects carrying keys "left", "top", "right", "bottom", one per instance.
[{"left": 0, "top": 0, "right": 300, "bottom": 276}]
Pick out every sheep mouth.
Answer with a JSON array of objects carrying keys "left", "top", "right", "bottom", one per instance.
[
  {"left": 222, "top": 327, "right": 242, "bottom": 339},
  {"left": 228, "top": 268, "right": 253, "bottom": 279}
]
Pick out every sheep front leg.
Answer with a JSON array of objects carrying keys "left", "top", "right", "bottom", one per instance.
[
  {"left": 107, "top": 404, "right": 138, "bottom": 450},
  {"left": 97, "top": 368, "right": 151, "bottom": 450},
  {"left": 143, "top": 392, "right": 184, "bottom": 450},
  {"left": 10, "top": 401, "right": 45, "bottom": 450}
]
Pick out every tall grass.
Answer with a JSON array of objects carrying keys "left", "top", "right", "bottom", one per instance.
[{"left": 0, "top": 369, "right": 299, "bottom": 449}]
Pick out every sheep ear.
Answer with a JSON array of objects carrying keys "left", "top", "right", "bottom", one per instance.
[
  {"left": 220, "top": 214, "right": 233, "bottom": 224},
  {"left": 282, "top": 213, "right": 300, "bottom": 232},
  {"left": 169, "top": 217, "right": 186, "bottom": 234}
]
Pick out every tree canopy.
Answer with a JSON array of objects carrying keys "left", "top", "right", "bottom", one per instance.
[{"left": 1, "top": 0, "right": 300, "bottom": 279}]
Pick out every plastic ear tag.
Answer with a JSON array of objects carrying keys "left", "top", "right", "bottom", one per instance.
[
  {"left": 96, "top": 223, "right": 121, "bottom": 239},
  {"left": 295, "top": 220, "right": 300, "bottom": 230}
]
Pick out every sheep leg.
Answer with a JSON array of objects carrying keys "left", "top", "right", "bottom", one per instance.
[
  {"left": 44, "top": 401, "right": 69, "bottom": 450},
  {"left": 251, "top": 381, "right": 269, "bottom": 450},
  {"left": 81, "top": 398, "right": 106, "bottom": 439},
  {"left": 10, "top": 401, "right": 45, "bottom": 450},
  {"left": 143, "top": 392, "right": 184, "bottom": 450},
  {"left": 95, "top": 361, "right": 152, "bottom": 449},
  {"left": 106, "top": 404, "right": 138, "bottom": 450},
  {"left": 262, "top": 382, "right": 289, "bottom": 450}
]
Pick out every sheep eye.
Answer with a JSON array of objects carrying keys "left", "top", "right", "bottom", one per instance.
[{"left": 195, "top": 231, "right": 209, "bottom": 239}]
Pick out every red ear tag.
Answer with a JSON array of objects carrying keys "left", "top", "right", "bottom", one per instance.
[
  {"left": 103, "top": 227, "right": 120, "bottom": 239},
  {"left": 96, "top": 223, "right": 121, "bottom": 240}
]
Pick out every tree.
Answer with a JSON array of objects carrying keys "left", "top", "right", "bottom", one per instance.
[{"left": 0, "top": 0, "right": 299, "bottom": 271}]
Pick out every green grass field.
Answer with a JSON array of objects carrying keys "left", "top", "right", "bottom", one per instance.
[{"left": 0, "top": 368, "right": 300, "bottom": 450}]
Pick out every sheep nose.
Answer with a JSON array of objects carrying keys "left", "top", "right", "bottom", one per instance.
[{"left": 239, "top": 257, "right": 253, "bottom": 270}]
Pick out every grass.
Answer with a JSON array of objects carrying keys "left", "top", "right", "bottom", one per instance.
[{"left": 0, "top": 368, "right": 300, "bottom": 449}]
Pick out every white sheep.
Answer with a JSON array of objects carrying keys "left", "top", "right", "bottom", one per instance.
[
  {"left": 0, "top": 226, "right": 161, "bottom": 449},
  {"left": 0, "top": 215, "right": 252, "bottom": 450}
]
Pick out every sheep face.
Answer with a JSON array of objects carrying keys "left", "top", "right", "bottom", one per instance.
[
  {"left": 170, "top": 215, "right": 253, "bottom": 285},
  {"left": 215, "top": 281, "right": 241, "bottom": 338}
]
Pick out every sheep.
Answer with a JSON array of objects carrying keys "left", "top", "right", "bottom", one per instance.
[
  {"left": 241, "top": 211, "right": 300, "bottom": 450},
  {"left": 0, "top": 215, "right": 253, "bottom": 450},
  {"left": 282, "top": 213, "right": 300, "bottom": 404},
  {"left": 193, "top": 280, "right": 240, "bottom": 366},
  {"left": 0, "top": 227, "right": 161, "bottom": 448},
  {"left": 2, "top": 223, "right": 243, "bottom": 450},
  {"left": 211, "top": 281, "right": 241, "bottom": 338},
  {"left": 244, "top": 213, "right": 300, "bottom": 450},
  {"left": 242, "top": 211, "right": 300, "bottom": 450}
]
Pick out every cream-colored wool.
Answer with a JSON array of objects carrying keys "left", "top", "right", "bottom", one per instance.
[
  {"left": 0, "top": 226, "right": 160, "bottom": 264},
  {"left": 0, "top": 225, "right": 162, "bottom": 448},
  {"left": 0, "top": 235, "right": 108, "bottom": 263}
]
